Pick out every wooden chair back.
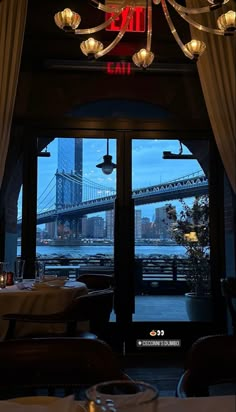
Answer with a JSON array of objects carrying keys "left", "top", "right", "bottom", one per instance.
[
  {"left": 176, "top": 334, "right": 236, "bottom": 397},
  {"left": 77, "top": 274, "right": 114, "bottom": 290},
  {"left": 221, "top": 277, "right": 236, "bottom": 334},
  {"left": 0, "top": 337, "right": 130, "bottom": 398}
]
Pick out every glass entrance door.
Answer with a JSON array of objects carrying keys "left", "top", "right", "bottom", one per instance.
[
  {"left": 19, "top": 131, "right": 223, "bottom": 352},
  {"left": 35, "top": 136, "right": 117, "bottom": 279},
  {"left": 132, "top": 138, "right": 208, "bottom": 323}
]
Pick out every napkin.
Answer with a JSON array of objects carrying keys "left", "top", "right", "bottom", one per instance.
[{"left": 0, "top": 395, "right": 79, "bottom": 412}]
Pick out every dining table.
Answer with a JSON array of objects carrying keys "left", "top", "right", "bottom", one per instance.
[
  {"left": 0, "top": 280, "right": 88, "bottom": 340},
  {"left": 0, "top": 394, "right": 235, "bottom": 411}
]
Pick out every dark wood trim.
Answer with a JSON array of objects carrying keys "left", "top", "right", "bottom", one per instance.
[
  {"left": 21, "top": 137, "right": 38, "bottom": 277},
  {"left": 13, "top": 118, "right": 213, "bottom": 138},
  {"left": 115, "top": 134, "right": 135, "bottom": 336},
  {"left": 209, "top": 139, "right": 226, "bottom": 326}
]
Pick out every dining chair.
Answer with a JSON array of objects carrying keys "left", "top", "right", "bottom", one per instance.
[
  {"left": 176, "top": 334, "right": 236, "bottom": 397},
  {"left": 3, "top": 288, "right": 114, "bottom": 340},
  {"left": 0, "top": 336, "right": 130, "bottom": 399},
  {"left": 77, "top": 273, "right": 114, "bottom": 290},
  {"left": 221, "top": 277, "right": 236, "bottom": 334}
]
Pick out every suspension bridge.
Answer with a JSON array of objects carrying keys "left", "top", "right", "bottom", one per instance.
[{"left": 18, "top": 170, "right": 208, "bottom": 226}]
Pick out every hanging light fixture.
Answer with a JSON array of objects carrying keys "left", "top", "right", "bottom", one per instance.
[
  {"left": 163, "top": 141, "right": 195, "bottom": 159},
  {"left": 54, "top": 0, "right": 236, "bottom": 67},
  {"left": 96, "top": 139, "right": 117, "bottom": 175}
]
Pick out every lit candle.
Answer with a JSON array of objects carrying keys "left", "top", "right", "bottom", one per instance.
[{"left": 0, "top": 273, "right": 6, "bottom": 288}]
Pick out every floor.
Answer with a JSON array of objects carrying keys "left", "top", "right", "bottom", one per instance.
[
  {"left": 121, "top": 353, "right": 185, "bottom": 397},
  {"left": 110, "top": 295, "right": 189, "bottom": 322}
]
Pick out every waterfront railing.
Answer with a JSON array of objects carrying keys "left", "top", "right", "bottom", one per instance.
[{"left": 40, "top": 255, "right": 190, "bottom": 295}]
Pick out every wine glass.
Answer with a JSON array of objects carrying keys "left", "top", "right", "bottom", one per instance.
[
  {"left": 34, "top": 260, "right": 45, "bottom": 283},
  {"left": 14, "top": 259, "right": 25, "bottom": 283}
]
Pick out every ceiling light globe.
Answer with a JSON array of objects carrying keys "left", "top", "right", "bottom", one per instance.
[
  {"left": 80, "top": 38, "right": 104, "bottom": 56},
  {"left": 153, "top": 0, "right": 161, "bottom": 5},
  {"left": 54, "top": 8, "right": 81, "bottom": 31},
  {"left": 185, "top": 40, "right": 206, "bottom": 58},
  {"left": 217, "top": 10, "right": 236, "bottom": 32},
  {"left": 132, "top": 49, "right": 154, "bottom": 68},
  {"left": 102, "top": 164, "right": 114, "bottom": 175}
]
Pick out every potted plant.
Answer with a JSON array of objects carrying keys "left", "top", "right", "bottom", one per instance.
[{"left": 166, "top": 195, "right": 213, "bottom": 321}]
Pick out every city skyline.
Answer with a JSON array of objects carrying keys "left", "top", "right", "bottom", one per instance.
[
  {"left": 36, "top": 138, "right": 202, "bottom": 221},
  {"left": 42, "top": 204, "right": 175, "bottom": 243}
]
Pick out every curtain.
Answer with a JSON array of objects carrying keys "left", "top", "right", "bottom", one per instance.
[
  {"left": 186, "top": 0, "right": 236, "bottom": 193},
  {"left": 0, "top": 0, "right": 28, "bottom": 188}
]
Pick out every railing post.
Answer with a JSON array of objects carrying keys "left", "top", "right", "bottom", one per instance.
[{"left": 172, "top": 255, "right": 177, "bottom": 282}]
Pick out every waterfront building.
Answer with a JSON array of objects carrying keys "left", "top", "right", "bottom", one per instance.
[
  {"left": 45, "top": 222, "right": 56, "bottom": 239},
  {"left": 135, "top": 210, "right": 142, "bottom": 240},
  {"left": 155, "top": 205, "right": 174, "bottom": 241},
  {"left": 106, "top": 210, "right": 114, "bottom": 240},
  {"left": 82, "top": 216, "right": 105, "bottom": 239},
  {"left": 81, "top": 216, "right": 88, "bottom": 238},
  {"left": 141, "top": 217, "right": 152, "bottom": 239}
]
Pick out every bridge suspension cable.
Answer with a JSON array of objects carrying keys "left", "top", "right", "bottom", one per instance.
[
  {"left": 37, "top": 182, "right": 56, "bottom": 211},
  {"left": 37, "top": 175, "right": 56, "bottom": 202},
  {"left": 58, "top": 172, "right": 116, "bottom": 202},
  {"left": 37, "top": 195, "right": 56, "bottom": 213}
]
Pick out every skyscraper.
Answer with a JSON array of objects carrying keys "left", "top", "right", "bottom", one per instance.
[
  {"left": 56, "top": 138, "right": 83, "bottom": 208},
  {"left": 155, "top": 205, "right": 174, "bottom": 240},
  {"left": 106, "top": 210, "right": 114, "bottom": 240},
  {"left": 135, "top": 209, "right": 142, "bottom": 240}
]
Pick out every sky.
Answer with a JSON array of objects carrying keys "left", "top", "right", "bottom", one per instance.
[{"left": 34, "top": 138, "right": 201, "bottom": 221}]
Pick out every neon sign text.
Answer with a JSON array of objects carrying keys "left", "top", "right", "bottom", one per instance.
[
  {"left": 106, "top": 62, "right": 132, "bottom": 75},
  {"left": 106, "top": 7, "right": 146, "bottom": 32}
]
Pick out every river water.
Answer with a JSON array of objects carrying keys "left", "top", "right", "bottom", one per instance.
[{"left": 26, "top": 245, "right": 187, "bottom": 258}]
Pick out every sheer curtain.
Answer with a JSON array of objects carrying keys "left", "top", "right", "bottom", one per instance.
[
  {"left": 0, "top": 0, "right": 28, "bottom": 187},
  {"left": 186, "top": 0, "right": 236, "bottom": 193}
]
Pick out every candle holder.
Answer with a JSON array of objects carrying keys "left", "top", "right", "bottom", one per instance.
[{"left": 0, "top": 262, "right": 8, "bottom": 289}]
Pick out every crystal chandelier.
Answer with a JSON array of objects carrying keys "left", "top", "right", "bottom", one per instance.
[{"left": 54, "top": 0, "right": 236, "bottom": 68}]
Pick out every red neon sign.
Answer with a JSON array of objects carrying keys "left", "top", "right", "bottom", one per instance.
[
  {"left": 106, "top": 6, "right": 146, "bottom": 32},
  {"left": 106, "top": 62, "right": 132, "bottom": 75}
]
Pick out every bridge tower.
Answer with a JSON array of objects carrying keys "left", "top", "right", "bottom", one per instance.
[
  {"left": 55, "top": 138, "right": 83, "bottom": 239},
  {"left": 56, "top": 138, "right": 83, "bottom": 208}
]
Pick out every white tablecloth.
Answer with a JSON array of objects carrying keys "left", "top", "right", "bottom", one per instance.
[
  {"left": 0, "top": 395, "right": 235, "bottom": 412},
  {"left": 0, "top": 281, "right": 88, "bottom": 340}
]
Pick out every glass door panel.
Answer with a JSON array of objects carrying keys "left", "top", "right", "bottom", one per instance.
[
  {"left": 132, "top": 138, "right": 210, "bottom": 323},
  {"left": 36, "top": 137, "right": 116, "bottom": 280}
]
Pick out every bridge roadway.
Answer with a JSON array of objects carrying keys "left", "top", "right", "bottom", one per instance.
[{"left": 33, "top": 175, "right": 208, "bottom": 225}]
